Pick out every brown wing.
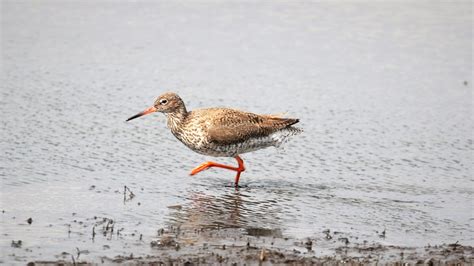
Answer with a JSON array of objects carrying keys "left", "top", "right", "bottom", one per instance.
[{"left": 204, "top": 108, "right": 299, "bottom": 145}]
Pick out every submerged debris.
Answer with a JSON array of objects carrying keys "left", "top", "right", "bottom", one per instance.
[
  {"left": 323, "top": 229, "right": 332, "bottom": 240},
  {"left": 123, "top": 186, "right": 135, "bottom": 202},
  {"left": 338, "top": 237, "right": 350, "bottom": 245},
  {"left": 150, "top": 238, "right": 178, "bottom": 249},
  {"left": 260, "top": 248, "right": 266, "bottom": 261},
  {"left": 305, "top": 239, "right": 313, "bottom": 251},
  {"left": 11, "top": 240, "right": 22, "bottom": 248}
]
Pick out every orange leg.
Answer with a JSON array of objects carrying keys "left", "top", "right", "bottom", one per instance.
[{"left": 190, "top": 155, "right": 246, "bottom": 186}]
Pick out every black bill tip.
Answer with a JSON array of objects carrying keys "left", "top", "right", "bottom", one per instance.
[{"left": 126, "top": 113, "right": 142, "bottom": 122}]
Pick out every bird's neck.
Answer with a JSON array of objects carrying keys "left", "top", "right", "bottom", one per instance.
[{"left": 165, "top": 107, "right": 188, "bottom": 132}]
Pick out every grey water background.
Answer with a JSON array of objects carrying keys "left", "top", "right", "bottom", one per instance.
[{"left": 1, "top": 1, "right": 472, "bottom": 262}]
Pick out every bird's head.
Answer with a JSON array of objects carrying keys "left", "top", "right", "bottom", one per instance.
[{"left": 126, "top": 92, "right": 186, "bottom": 122}]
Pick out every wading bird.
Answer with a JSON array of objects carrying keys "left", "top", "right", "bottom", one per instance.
[{"left": 126, "top": 92, "right": 301, "bottom": 186}]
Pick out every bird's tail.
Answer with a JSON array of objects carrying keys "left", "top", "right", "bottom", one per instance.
[
  {"left": 271, "top": 126, "right": 303, "bottom": 148},
  {"left": 263, "top": 112, "right": 288, "bottom": 119}
]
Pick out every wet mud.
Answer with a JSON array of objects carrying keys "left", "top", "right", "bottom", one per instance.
[
  {"left": 14, "top": 224, "right": 474, "bottom": 265},
  {"left": 3, "top": 185, "right": 473, "bottom": 265}
]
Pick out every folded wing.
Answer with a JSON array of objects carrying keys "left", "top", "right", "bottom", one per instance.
[{"left": 205, "top": 109, "right": 299, "bottom": 145}]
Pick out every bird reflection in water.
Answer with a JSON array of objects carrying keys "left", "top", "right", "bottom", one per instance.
[{"left": 158, "top": 189, "right": 283, "bottom": 247}]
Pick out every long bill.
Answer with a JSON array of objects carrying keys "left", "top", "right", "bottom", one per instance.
[{"left": 126, "top": 106, "right": 157, "bottom": 122}]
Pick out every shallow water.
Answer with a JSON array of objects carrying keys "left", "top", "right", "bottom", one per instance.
[{"left": 1, "top": 1, "right": 472, "bottom": 263}]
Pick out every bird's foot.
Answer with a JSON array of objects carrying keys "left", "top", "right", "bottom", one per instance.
[
  {"left": 189, "top": 156, "right": 246, "bottom": 186},
  {"left": 225, "top": 182, "right": 248, "bottom": 189},
  {"left": 189, "top": 161, "right": 241, "bottom": 175},
  {"left": 190, "top": 162, "right": 214, "bottom": 175}
]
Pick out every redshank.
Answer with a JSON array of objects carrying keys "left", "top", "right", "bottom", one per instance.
[{"left": 126, "top": 92, "right": 301, "bottom": 186}]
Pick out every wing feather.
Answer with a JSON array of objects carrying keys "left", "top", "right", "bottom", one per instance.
[{"left": 203, "top": 109, "right": 299, "bottom": 145}]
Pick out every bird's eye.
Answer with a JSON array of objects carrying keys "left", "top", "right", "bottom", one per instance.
[{"left": 160, "top": 99, "right": 168, "bottom": 105}]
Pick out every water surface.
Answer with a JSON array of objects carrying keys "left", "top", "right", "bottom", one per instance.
[{"left": 1, "top": 1, "right": 472, "bottom": 263}]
